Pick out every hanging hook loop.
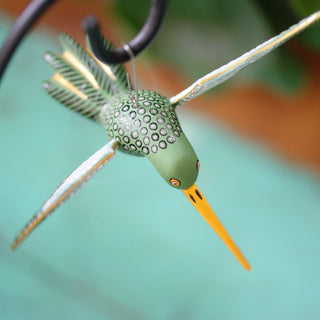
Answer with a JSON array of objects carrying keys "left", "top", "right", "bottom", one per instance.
[{"left": 82, "top": 0, "right": 169, "bottom": 64}]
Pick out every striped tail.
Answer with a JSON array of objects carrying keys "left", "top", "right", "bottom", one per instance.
[{"left": 43, "top": 33, "right": 129, "bottom": 121}]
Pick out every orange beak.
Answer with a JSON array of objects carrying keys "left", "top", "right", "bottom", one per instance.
[{"left": 183, "top": 184, "right": 251, "bottom": 271}]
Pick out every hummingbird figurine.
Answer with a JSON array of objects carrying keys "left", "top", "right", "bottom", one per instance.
[{"left": 11, "top": 10, "right": 320, "bottom": 271}]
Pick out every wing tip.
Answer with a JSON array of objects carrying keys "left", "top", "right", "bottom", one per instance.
[
  {"left": 11, "top": 230, "right": 28, "bottom": 250},
  {"left": 11, "top": 239, "right": 20, "bottom": 250}
]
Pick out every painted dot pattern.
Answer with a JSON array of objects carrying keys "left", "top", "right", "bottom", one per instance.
[
  {"left": 149, "top": 123, "right": 157, "bottom": 130},
  {"left": 100, "top": 90, "right": 181, "bottom": 156}
]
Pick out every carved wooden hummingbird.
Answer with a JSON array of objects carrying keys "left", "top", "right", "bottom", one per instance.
[{"left": 11, "top": 10, "right": 320, "bottom": 271}]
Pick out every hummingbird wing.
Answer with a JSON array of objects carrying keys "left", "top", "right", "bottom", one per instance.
[
  {"left": 170, "top": 10, "right": 320, "bottom": 107},
  {"left": 43, "top": 33, "right": 128, "bottom": 121},
  {"left": 11, "top": 140, "right": 118, "bottom": 250}
]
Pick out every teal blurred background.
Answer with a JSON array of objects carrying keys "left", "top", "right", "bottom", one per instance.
[{"left": 1, "top": 1, "right": 320, "bottom": 319}]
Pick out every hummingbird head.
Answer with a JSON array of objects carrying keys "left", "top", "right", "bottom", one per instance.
[
  {"left": 147, "top": 130, "right": 251, "bottom": 271},
  {"left": 146, "top": 132, "right": 199, "bottom": 190}
]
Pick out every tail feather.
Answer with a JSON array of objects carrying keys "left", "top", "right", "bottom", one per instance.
[
  {"left": 84, "top": 33, "right": 128, "bottom": 89},
  {"left": 60, "top": 33, "right": 128, "bottom": 94},
  {"left": 43, "top": 77, "right": 107, "bottom": 121},
  {"left": 43, "top": 33, "right": 129, "bottom": 121},
  {"left": 44, "top": 51, "right": 100, "bottom": 97}
]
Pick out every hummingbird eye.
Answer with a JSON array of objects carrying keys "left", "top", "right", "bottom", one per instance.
[
  {"left": 170, "top": 178, "right": 181, "bottom": 187},
  {"left": 196, "top": 160, "right": 200, "bottom": 172}
]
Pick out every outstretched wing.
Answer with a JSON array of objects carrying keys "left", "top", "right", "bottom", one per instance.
[
  {"left": 170, "top": 10, "right": 320, "bottom": 107},
  {"left": 43, "top": 33, "right": 129, "bottom": 121},
  {"left": 11, "top": 140, "right": 118, "bottom": 250}
]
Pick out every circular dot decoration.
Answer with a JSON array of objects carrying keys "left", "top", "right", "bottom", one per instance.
[
  {"left": 124, "top": 123, "right": 132, "bottom": 131},
  {"left": 143, "top": 115, "right": 151, "bottom": 123},
  {"left": 152, "top": 133, "right": 159, "bottom": 141},
  {"left": 160, "top": 128, "right": 167, "bottom": 136},
  {"left": 122, "top": 105, "right": 129, "bottom": 112},
  {"left": 104, "top": 89, "right": 179, "bottom": 156},
  {"left": 133, "top": 119, "right": 141, "bottom": 127},
  {"left": 130, "top": 144, "right": 137, "bottom": 151},
  {"left": 151, "top": 145, "right": 158, "bottom": 153},
  {"left": 167, "top": 135, "right": 175, "bottom": 144},
  {"left": 157, "top": 117, "right": 164, "bottom": 124},
  {"left": 149, "top": 122, "right": 158, "bottom": 130},
  {"left": 140, "top": 127, "right": 148, "bottom": 135},
  {"left": 159, "top": 141, "right": 167, "bottom": 149},
  {"left": 167, "top": 123, "right": 173, "bottom": 129},
  {"left": 138, "top": 108, "right": 146, "bottom": 115},
  {"left": 142, "top": 146, "right": 149, "bottom": 155},
  {"left": 129, "top": 111, "right": 136, "bottom": 119},
  {"left": 118, "top": 128, "right": 124, "bottom": 136},
  {"left": 131, "top": 130, "right": 139, "bottom": 139}
]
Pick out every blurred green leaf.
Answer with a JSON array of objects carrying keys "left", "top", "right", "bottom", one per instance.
[
  {"left": 289, "top": 0, "right": 320, "bottom": 48},
  {"left": 113, "top": 0, "right": 320, "bottom": 92},
  {"left": 290, "top": 0, "right": 320, "bottom": 16},
  {"left": 255, "top": 0, "right": 320, "bottom": 49}
]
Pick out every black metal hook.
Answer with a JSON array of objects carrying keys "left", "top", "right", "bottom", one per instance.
[
  {"left": 0, "top": 0, "right": 58, "bottom": 83},
  {"left": 0, "top": 0, "right": 168, "bottom": 85},
  {"left": 83, "top": 0, "right": 169, "bottom": 64}
]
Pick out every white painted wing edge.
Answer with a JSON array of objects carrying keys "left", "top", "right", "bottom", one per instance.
[
  {"left": 12, "top": 139, "right": 118, "bottom": 249},
  {"left": 170, "top": 10, "right": 320, "bottom": 107}
]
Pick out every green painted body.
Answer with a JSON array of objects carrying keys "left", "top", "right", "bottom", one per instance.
[{"left": 99, "top": 89, "right": 199, "bottom": 189}]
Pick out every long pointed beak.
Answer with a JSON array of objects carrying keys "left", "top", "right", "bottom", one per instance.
[{"left": 183, "top": 184, "right": 251, "bottom": 271}]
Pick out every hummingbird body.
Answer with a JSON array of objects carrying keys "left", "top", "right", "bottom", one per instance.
[
  {"left": 100, "top": 90, "right": 180, "bottom": 157},
  {"left": 99, "top": 89, "right": 199, "bottom": 189}
]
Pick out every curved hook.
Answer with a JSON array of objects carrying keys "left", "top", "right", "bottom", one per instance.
[
  {"left": 0, "top": 0, "right": 58, "bottom": 83},
  {"left": 83, "top": 0, "right": 169, "bottom": 64},
  {"left": 0, "top": 0, "right": 168, "bottom": 84}
]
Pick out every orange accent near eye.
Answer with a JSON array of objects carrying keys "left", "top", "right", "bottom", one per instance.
[
  {"left": 170, "top": 178, "right": 180, "bottom": 187},
  {"left": 196, "top": 160, "right": 200, "bottom": 171}
]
